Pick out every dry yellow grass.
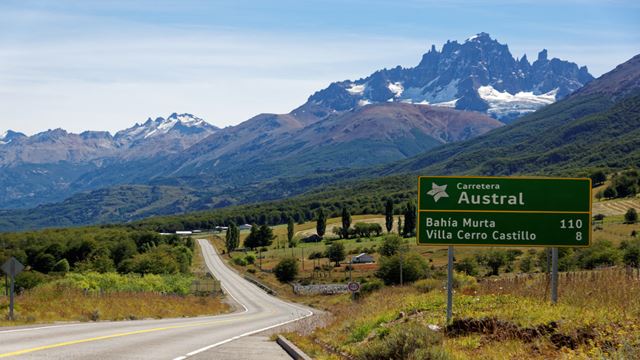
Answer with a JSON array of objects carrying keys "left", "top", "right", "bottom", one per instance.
[
  {"left": 0, "top": 286, "right": 230, "bottom": 326},
  {"left": 288, "top": 268, "right": 640, "bottom": 359}
]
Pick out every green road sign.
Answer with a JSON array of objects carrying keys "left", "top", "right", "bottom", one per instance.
[{"left": 418, "top": 176, "right": 592, "bottom": 247}]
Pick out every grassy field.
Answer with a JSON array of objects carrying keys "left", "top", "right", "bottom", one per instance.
[
  {"left": 283, "top": 268, "right": 640, "bottom": 359},
  {"left": 0, "top": 286, "right": 228, "bottom": 326},
  {"left": 211, "top": 214, "right": 640, "bottom": 359},
  {"left": 0, "top": 240, "right": 229, "bottom": 326}
]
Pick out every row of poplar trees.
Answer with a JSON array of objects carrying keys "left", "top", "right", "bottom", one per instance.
[
  {"left": 315, "top": 199, "right": 416, "bottom": 239},
  {"left": 225, "top": 199, "right": 417, "bottom": 254}
]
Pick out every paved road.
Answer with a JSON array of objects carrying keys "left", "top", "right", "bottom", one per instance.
[{"left": 0, "top": 239, "right": 313, "bottom": 359}]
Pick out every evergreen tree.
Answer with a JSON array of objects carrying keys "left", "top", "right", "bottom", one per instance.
[
  {"left": 287, "top": 217, "right": 295, "bottom": 247},
  {"left": 258, "top": 224, "right": 275, "bottom": 247},
  {"left": 385, "top": 199, "right": 394, "bottom": 233},
  {"left": 402, "top": 202, "right": 417, "bottom": 237},
  {"left": 397, "top": 217, "right": 403, "bottom": 236},
  {"left": 245, "top": 224, "right": 260, "bottom": 249},
  {"left": 316, "top": 208, "right": 327, "bottom": 237},
  {"left": 226, "top": 222, "right": 239, "bottom": 253},
  {"left": 341, "top": 206, "right": 351, "bottom": 239}
]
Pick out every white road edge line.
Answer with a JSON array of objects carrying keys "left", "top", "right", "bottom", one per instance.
[
  {"left": 172, "top": 239, "right": 314, "bottom": 360},
  {"left": 174, "top": 308, "right": 313, "bottom": 360}
]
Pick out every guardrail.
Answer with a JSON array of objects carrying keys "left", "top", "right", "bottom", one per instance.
[{"left": 243, "top": 275, "right": 277, "bottom": 296}]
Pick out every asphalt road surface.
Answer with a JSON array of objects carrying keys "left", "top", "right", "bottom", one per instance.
[{"left": 0, "top": 239, "right": 313, "bottom": 359}]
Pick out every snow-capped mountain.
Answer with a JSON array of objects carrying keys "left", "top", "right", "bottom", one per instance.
[
  {"left": 0, "top": 113, "right": 218, "bottom": 166},
  {"left": 115, "top": 113, "right": 218, "bottom": 143},
  {"left": 296, "top": 33, "right": 594, "bottom": 122}
]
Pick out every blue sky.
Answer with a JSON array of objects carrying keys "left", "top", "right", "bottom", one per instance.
[{"left": 1, "top": 0, "right": 638, "bottom": 134}]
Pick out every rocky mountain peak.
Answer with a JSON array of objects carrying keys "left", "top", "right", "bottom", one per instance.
[
  {"left": 0, "top": 130, "right": 27, "bottom": 145},
  {"left": 300, "top": 33, "right": 594, "bottom": 123}
]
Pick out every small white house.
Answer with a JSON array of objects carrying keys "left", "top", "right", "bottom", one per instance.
[
  {"left": 238, "top": 224, "right": 253, "bottom": 231},
  {"left": 352, "top": 253, "right": 375, "bottom": 264},
  {"left": 176, "top": 231, "right": 193, "bottom": 235}
]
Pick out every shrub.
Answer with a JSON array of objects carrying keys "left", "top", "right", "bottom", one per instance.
[
  {"left": 476, "top": 249, "right": 511, "bottom": 276},
  {"left": 452, "top": 271, "right": 477, "bottom": 290},
  {"left": 575, "top": 240, "right": 621, "bottom": 269},
  {"left": 32, "top": 253, "right": 56, "bottom": 273},
  {"left": 519, "top": 255, "right": 534, "bottom": 273},
  {"left": 273, "top": 257, "right": 298, "bottom": 283},
  {"left": 15, "top": 271, "right": 49, "bottom": 291},
  {"left": 624, "top": 208, "right": 638, "bottom": 224},
  {"left": 355, "top": 321, "right": 449, "bottom": 360},
  {"left": 379, "top": 234, "right": 402, "bottom": 256},
  {"left": 622, "top": 239, "right": 640, "bottom": 267},
  {"left": 603, "top": 186, "right": 617, "bottom": 199},
  {"left": 360, "top": 278, "right": 384, "bottom": 294},
  {"left": 52, "top": 259, "right": 70, "bottom": 273},
  {"left": 308, "top": 251, "right": 324, "bottom": 260},
  {"left": 414, "top": 278, "right": 442, "bottom": 293},
  {"left": 375, "top": 253, "right": 430, "bottom": 285},
  {"left": 245, "top": 254, "right": 256, "bottom": 265},
  {"left": 454, "top": 257, "right": 478, "bottom": 276},
  {"left": 232, "top": 257, "right": 247, "bottom": 266}
]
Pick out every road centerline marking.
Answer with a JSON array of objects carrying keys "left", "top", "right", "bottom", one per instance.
[{"left": 0, "top": 317, "right": 250, "bottom": 358}]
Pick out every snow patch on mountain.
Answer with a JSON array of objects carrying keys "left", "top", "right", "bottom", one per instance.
[
  {"left": 431, "top": 99, "right": 459, "bottom": 108},
  {"left": 388, "top": 82, "right": 404, "bottom": 97},
  {"left": 347, "top": 84, "right": 365, "bottom": 95},
  {"left": 478, "top": 86, "right": 557, "bottom": 119}
]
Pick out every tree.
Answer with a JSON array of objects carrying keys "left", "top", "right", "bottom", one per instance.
[
  {"left": 375, "top": 253, "right": 429, "bottom": 285},
  {"left": 380, "top": 234, "right": 402, "bottom": 256},
  {"left": 614, "top": 175, "right": 638, "bottom": 198},
  {"left": 287, "top": 217, "right": 295, "bottom": 247},
  {"left": 316, "top": 208, "right": 327, "bottom": 238},
  {"left": 397, "top": 217, "right": 403, "bottom": 236},
  {"left": 622, "top": 241, "right": 640, "bottom": 268},
  {"left": 590, "top": 170, "right": 607, "bottom": 187},
  {"left": 32, "top": 253, "right": 56, "bottom": 273},
  {"left": 476, "top": 250, "right": 508, "bottom": 276},
  {"left": 258, "top": 224, "right": 274, "bottom": 247},
  {"left": 244, "top": 224, "right": 260, "bottom": 250},
  {"left": 52, "top": 259, "right": 70, "bottom": 273},
  {"left": 402, "top": 202, "right": 417, "bottom": 237},
  {"left": 274, "top": 257, "right": 298, "bottom": 283},
  {"left": 341, "top": 207, "right": 351, "bottom": 239},
  {"left": 326, "top": 242, "right": 345, "bottom": 266},
  {"left": 454, "top": 257, "right": 479, "bottom": 276},
  {"left": 625, "top": 208, "right": 638, "bottom": 224},
  {"left": 603, "top": 186, "right": 617, "bottom": 199},
  {"left": 225, "top": 222, "right": 239, "bottom": 253},
  {"left": 385, "top": 199, "right": 394, "bottom": 233}
]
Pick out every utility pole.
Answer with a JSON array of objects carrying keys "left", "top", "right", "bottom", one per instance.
[
  {"left": 301, "top": 247, "right": 305, "bottom": 271},
  {"left": 399, "top": 238, "right": 404, "bottom": 286},
  {"left": 259, "top": 247, "right": 262, "bottom": 270}
]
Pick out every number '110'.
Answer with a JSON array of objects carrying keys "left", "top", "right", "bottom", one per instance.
[{"left": 560, "top": 219, "right": 583, "bottom": 229}]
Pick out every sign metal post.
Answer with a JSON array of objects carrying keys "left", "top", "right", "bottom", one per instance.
[
  {"left": 446, "top": 246, "right": 454, "bottom": 323},
  {"left": 2, "top": 257, "right": 25, "bottom": 321},
  {"left": 551, "top": 247, "right": 559, "bottom": 304}
]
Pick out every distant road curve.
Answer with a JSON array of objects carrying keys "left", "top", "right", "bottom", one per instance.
[{"left": 0, "top": 239, "right": 313, "bottom": 359}]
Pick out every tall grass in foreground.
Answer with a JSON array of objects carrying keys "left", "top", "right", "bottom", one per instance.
[
  {"left": 288, "top": 269, "right": 640, "bottom": 359},
  {"left": 479, "top": 267, "right": 640, "bottom": 321},
  {"left": 0, "top": 272, "right": 229, "bottom": 326}
]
